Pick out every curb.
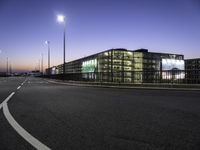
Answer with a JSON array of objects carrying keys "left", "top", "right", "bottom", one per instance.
[{"left": 45, "top": 79, "right": 200, "bottom": 91}]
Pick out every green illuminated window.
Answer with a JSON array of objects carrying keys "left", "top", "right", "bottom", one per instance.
[{"left": 82, "top": 59, "right": 97, "bottom": 73}]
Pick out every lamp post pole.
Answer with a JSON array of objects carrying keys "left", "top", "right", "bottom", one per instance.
[
  {"left": 6, "top": 57, "right": 8, "bottom": 75},
  {"left": 48, "top": 41, "right": 50, "bottom": 74},
  {"left": 63, "top": 21, "right": 66, "bottom": 75},
  {"left": 45, "top": 41, "right": 50, "bottom": 75},
  {"left": 41, "top": 53, "right": 43, "bottom": 75},
  {"left": 57, "top": 15, "right": 66, "bottom": 76}
]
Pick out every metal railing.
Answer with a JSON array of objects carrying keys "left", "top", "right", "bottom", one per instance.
[{"left": 42, "top": 70, "right": 200, "bottom": 84}]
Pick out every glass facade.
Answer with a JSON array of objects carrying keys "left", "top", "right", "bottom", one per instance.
[
  {"left": 185, "top": 58, "right": 200, "bottom": 83},
  {"left": 47, "top": 48, "right": 184, "bottom": 83}
]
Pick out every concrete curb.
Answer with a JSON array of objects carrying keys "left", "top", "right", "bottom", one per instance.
[{"left": 45, "top": 79, "right": 200, "bottom": 91}]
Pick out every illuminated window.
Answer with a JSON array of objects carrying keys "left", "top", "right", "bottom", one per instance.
[{"left": 82, "top": 59, "right": 97, "bottom": 73}]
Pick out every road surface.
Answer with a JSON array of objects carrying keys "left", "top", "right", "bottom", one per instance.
[{"left": 0, "top": 77, "right": 200, "bottom": 150}]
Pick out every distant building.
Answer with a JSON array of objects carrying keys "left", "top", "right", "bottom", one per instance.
[
  {"left": 0, "top": 72, "right": 7, "bottom": 77},
  {"left": 29, "top": 70, "right": 42, "bottom": 77},
  {"left": 185, "top": 58, "right": 200, "bottom": 84},
  {"left": 47, "top": 48, "right": 185, "bottom": 83}
]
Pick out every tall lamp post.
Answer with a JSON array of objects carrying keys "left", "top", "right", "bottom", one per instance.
[
  {"left": 6, "top": 57, "right": 8, "bottom": 75},
  {"left": 57, "top": 14, "right": 66, "bottom": 75},
  {"left": 41, "top": 53, "right": 44, "bottom": 75},
  {"left": 45, "top": 41, "right": 50, "bottom": 75}
]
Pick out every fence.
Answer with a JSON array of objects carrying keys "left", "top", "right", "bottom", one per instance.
[{"left": 42, "top": 70, "right": 200, "bottom": 84}]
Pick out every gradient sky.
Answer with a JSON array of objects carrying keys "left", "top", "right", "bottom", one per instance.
[{"left": 0, "top": 0, "right": 200, "bottom": 72}]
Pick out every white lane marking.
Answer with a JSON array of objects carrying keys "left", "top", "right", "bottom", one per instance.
[
  {"left": 1, "top": 92, "right": 15, "bottom": 106},
  {"left": 17, "top": 86, "right": 21, "bottom": 90},
  {"left": 0, "top": 79, "right": 51, "bottom": 150},
  {"left": 0, "top": 78, "right": 27, "bottom": 109},
  {"left": 20, "top": 78, "right": 27, "bottom": 86},
  {"left": 22, "top": 79, "right": 27, "bottom": 84},
  {"left": 0, "top": 92, "right": 15, "bottom": 109},
  {"left": 3, "top": 103, "right": 51, "bottom": 150}
]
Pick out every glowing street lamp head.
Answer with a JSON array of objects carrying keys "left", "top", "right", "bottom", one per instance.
[
  {"left": 57, "top": 15, "right": 65, "bottom": 23},
  {"left": 45, "top": 41, "right": 49, "bottom": 45}
]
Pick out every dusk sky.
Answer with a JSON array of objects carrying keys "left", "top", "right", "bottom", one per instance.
[{"left": 0, "top": 0, "right": 200, "bottom": 72}]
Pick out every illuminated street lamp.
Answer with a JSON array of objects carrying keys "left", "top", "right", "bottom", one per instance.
[
  {"left": 57, "top": 15, "right": 65, "bottom": 23},
  {"left": 57, "top": 14, "right": 66, "bottom": 75},
  {"left": 45, "top": 41, "right": 50, "bottom": 75}
]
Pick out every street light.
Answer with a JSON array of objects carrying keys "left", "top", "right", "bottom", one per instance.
[
  {"left": 45, "top": 41, "right": 50, "bottom": 75},
  {"left": 41, "top": 53, "right": 44, "bottom": 75},
  {"left": 57, "top": 15, "right": 65, "bottom": 23},
  {"left": 57, "top": 14, "right": 66, "bottom": 75},
  {"left": 6, "top": 57, "right": 8, "bottom": 75}
]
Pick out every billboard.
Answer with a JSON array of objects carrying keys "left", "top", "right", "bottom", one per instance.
[
  {"left": 162, "top": 59, "right": 184, "bottom": 71},
  {"left": 162, "top": 59, "right": 185, "bottom": 79}
]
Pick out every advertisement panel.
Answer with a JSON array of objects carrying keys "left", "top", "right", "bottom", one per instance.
[
  {"left": 162, "top": 59, "right": 184, "bottom": 71},
  {"left": 162, "top": 59, "right": 185, "bottom": 79}
]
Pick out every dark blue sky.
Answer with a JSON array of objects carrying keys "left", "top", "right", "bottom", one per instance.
[{"left": 0, "top": 0, "right": 200, "bottom": 71}]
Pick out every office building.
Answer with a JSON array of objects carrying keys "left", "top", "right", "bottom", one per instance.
[
  {"left": 48, "top": 48, "right": 184, "bottom": 83},
  {"left": 185, "top": 58, "right": 200, "bottom": 84}
]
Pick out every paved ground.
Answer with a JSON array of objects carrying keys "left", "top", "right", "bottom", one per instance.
[
  {"left": 0, "top": 77, "right": 25, "bottom": 103},
  {"left": 0, "top": 77, "right": 200, "bottom": 150}
]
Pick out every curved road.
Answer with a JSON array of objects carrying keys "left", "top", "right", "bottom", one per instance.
[{"left": 0, "top": 77, "right": 200, "bottom": 150}]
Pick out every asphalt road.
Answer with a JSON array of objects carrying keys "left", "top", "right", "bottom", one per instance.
[
  {"left": 0, "top": 77, "right": 25, "bottom": 103},
  {"left": 0, "top": 77, "right": 200, "bottom": 150}
]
